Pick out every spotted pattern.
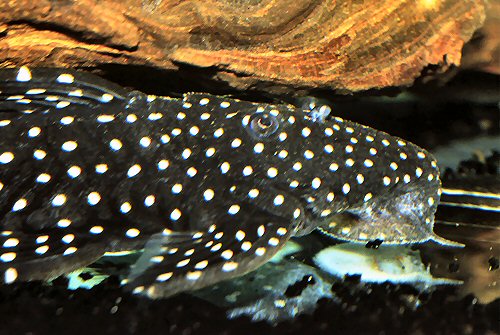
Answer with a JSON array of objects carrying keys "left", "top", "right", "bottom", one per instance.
[{"left": 0, "top": 67, "right": 452, "bottom": 298}]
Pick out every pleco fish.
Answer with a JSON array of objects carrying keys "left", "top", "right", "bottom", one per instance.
[{"left": 0, "top": 66, "right": 462, "bottom": 298}]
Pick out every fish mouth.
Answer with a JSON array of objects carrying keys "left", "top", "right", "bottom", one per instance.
[{"left": 301, "top": 185, "right": 463, "bottom": 247}]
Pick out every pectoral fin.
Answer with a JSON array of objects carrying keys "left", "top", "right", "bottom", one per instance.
[{"left": 125, "top": 201, "right": 296, "bottom": 298}]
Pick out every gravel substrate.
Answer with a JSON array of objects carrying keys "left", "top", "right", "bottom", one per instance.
[{"left": 0, "top": 276, "right": 498, "bottom": 335}]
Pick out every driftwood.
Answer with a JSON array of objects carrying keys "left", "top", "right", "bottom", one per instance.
[
  {"left": 0, "top": 0, "right": 487, "bottom": 95},
  {"left": 462, "top": 0, "right": 500, "bottom": 75}
]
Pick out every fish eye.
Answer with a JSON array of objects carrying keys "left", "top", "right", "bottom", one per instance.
[{"left": 249, "top": 113, "right": 279, "bottom": 138}]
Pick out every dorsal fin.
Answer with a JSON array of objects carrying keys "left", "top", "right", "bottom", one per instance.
[{"left": 0, "top": 66, "right": 132, "bottom": 112}]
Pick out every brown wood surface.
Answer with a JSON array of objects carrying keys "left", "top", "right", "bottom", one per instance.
[
  {"left": 462, "top": 0, "right": 500, "bottom": 75},
  {"left": 0, "top": 0, "right": 486, "bottom": 94}
]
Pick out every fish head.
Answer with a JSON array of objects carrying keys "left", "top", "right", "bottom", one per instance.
[{"left": 203, "top": 100, "right": 449, "bottom": 245}]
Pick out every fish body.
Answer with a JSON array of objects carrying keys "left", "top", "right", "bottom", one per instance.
[{"left": 0, "top": 67, "right": 459, "bottom": 297}]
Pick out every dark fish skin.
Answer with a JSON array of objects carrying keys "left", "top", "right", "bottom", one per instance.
[{"left": 0, "top": 67, "right": 461, "bottom": 298}]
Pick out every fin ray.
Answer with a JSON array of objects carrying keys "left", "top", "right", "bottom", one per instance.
[{"left": 0, "top": 67, "right": 131, "bottom": 113}]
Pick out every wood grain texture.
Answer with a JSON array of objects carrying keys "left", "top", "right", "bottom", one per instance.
[
  {"left": 462, "top": 0, "right": 500, "bottom": 75},
  {"left": 0, "top": 0, "right": 486, "bottom": 94}
]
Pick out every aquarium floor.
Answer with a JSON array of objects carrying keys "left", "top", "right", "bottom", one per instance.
[{"left": 0, "top": 277, "right": 498, "bottom": 335}]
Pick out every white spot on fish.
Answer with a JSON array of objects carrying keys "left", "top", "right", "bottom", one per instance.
[
  {"left": 126, "top": 228, "right": 140, "bottom": 238},
  {"left": 312, "top": 177, "right": 321, "bottom": 189},
  {"left": 17, "top": 66, "right": 32, "bottom": 82},
  {"left": 60, "top": 116, "right": 74, "bottom": 125},
  {"left": 222, "top": 262, "right": 238, "bottom": 272},
  {"left": 56, "top": 101, "right": 70, "bottom": 109},
  {"left": 87, "top": 192, "right": 101, "bottom": 206},
  {"left": 1, "top": 253, "right": 16, "bottom": 262},
  {"left": 90, "top": 226, "right": 104, "bottom": 234},
  {"left": 158, "top": 160, "right": 169, "bottom": 170},
  {"left": 28, "top": 127, "right": 41, "bottom": 137},
  {"left": 95, "top": 164, "right": 108, "bottom": 174},
  {"left": 56, "top": 73, "right": 75, "bottom": 84},
  {"left": 267, "top": 167, "right": 278, "bottom": 178},
  {"left": 228, "top": 205, "right": 240, "bottom": 215},
  {"left": 170, "top": 208, "right": 182, "bottom": 221},
  {"left": 2, "top": 238, "right": 19, "bottom": 248},
  {"left": 170, "top": 183, "right": 182, "bottom": 194},
  {"left": 57, "top": 219, "right": 71, "bottom": 228},
  {"left": 304, "top": 150, "right": 314, "bottom": 159},
  {"left": 139, "top": 137, "right": 152, "bottom": 147},
  {"left": 274, "top": 195, "right": 285, "bottom": 206},
  {"left": 220, "top": 162, "right": 230, "bottom": 174},
  {"left": 144, "top": 195, "right": 156, "bottom": 207},
  {"left": 36, "top": 173, "right": 51, "bottom": 183},
  {"left": 52, "top": 194, "right": 67, "bottom": 207},
  {"left": 203, "top": 189, "right": 214, "bottom": 201},
  {"left": 364, "top": 159, "right": 374, "bottom": 168},
  {"left": 254, "top": 143, "right": 264, "bottom": 153},
  {"left": 127, "top": 164, "right": 141, "bottom": 178},
  {"left": 97, "top": 115, "right": 114, "bottom": 123},
  {"left": 0, "top": 152, "right": 14, "bottom": 164},
  {"left": 120, "top": 202, "right": 131, "bottom": 213},
  {"left": 109, "top": 139, "right": 122, "bottom": 151},
  {"left": 4, "top": 268, "right": 18, "bottom": 283},
  {"left": 33, "top": 150, "right": 46, "bottom": 160}
]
